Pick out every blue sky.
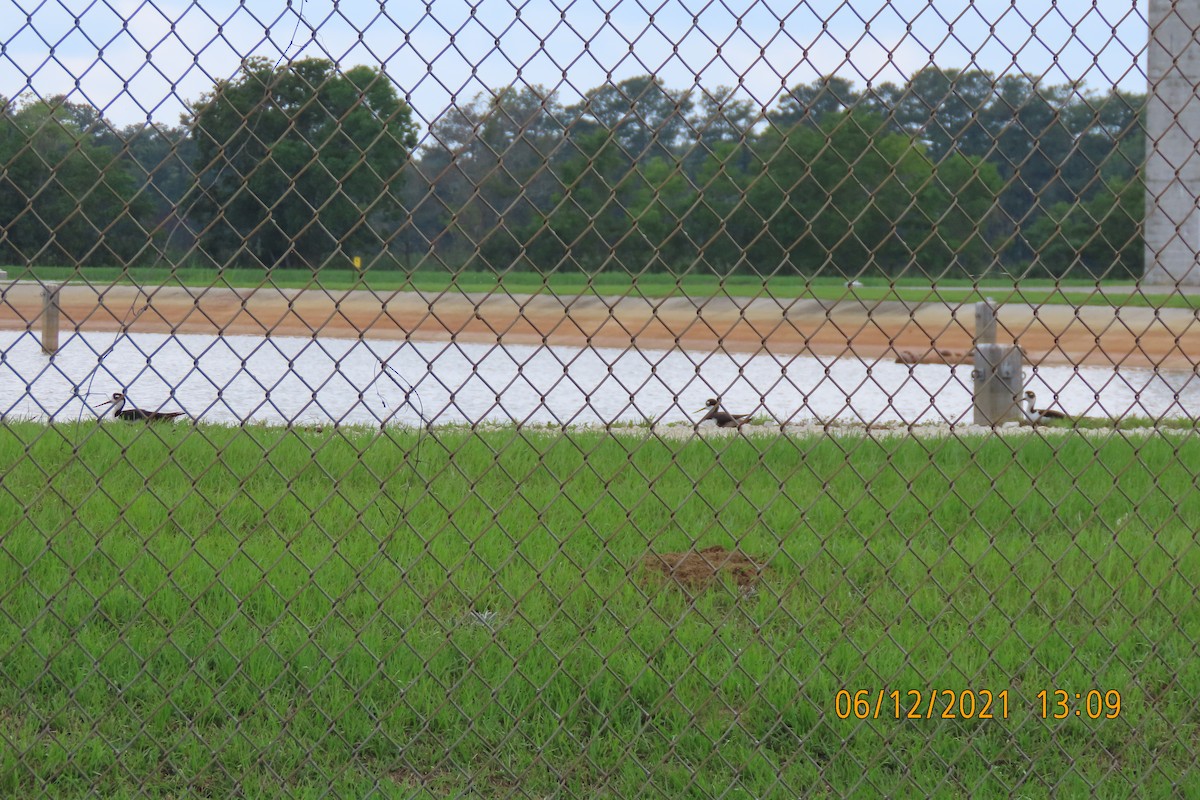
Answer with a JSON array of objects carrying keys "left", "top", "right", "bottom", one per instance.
[{"left": 0, "top": 0, "right": 1148, "bottom": 135}]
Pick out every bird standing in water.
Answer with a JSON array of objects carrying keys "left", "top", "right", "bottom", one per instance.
[
  {"left": 95, "top": 392, "right": 187, "bottom": 422},
  {"left": 695, "top": 398, "right": 752, "bottom": 428},
  {"left": 1018, "top": 390, "right": 1067, "bottom": 427}
]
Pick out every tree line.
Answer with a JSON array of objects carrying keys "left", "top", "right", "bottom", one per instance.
[{"left": 0, "top": 58, "right": 1145, "bottom": 279}]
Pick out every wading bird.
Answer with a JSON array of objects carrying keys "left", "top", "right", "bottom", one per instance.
[
  {"left": 695, "top": 397, "right": 752, "bottom": 428},
  {"left": 96, "top": 392, "right": 187, "bottom": 422},
  {"left": 1018, "top": 390, "right": 1068, "bottom": 427}
]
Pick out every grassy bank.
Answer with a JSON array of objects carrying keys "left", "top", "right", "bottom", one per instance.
[
  {"left": 1, "top": 422, "right": 1197, "bottom": 797},
  {"left": 6, "top": 265, "right": 1194, "bottom": 310}
]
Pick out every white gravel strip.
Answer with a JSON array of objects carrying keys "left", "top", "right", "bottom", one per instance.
[
  {"left": 645, "top": 422, "right": 1171, "bottom": 441},
  {"left": 450, "top": 419, "right": 1185, "bottom": 440}
]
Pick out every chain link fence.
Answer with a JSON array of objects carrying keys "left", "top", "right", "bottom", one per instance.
[{"left": 2, "top": 1, "right": 1197, "bottom": 797}]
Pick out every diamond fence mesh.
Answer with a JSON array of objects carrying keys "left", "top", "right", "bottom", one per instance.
[{"left": 1, "top": 0, "right": 1197, "bottom": 797}]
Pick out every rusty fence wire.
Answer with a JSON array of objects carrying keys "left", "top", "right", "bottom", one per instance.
[{"left": 1, "top": 1, "right": 1198, "bottom": 797}]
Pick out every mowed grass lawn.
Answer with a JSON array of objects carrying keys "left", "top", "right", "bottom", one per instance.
[
  {"left": 1, "top": 422, "right": 1199, "bottom": 798},
  {"left": 9, "top": 265, "right": 1197, "bottom": 310}
]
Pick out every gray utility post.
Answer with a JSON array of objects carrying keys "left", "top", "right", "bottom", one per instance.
[
  {"left": 1144, "top": 0, "right": 1200, "bottom": 285},
  {"left": 41, "top": 284, "right": 61, "bottom": 355},
  {"left": 971, "top": 298, "right": 1024, "bottom": 425}
]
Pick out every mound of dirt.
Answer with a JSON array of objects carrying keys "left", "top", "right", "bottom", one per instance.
[
  {"left": 641, "top": 545, "right": 764, "bottom": 590},
  {"left": 894, "top": 348, "right": 974, "bottom": 365}
]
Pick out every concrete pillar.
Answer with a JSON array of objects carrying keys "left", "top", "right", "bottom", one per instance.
[
  {"left": 972, "top": 344, "right": 1024, "bottom": 426},
  {"left": 1144, "top": 0, "right": 1200, "bottom": 286},
  {"left": 971, "top": 299, "right": 1023, "bottom": 425},
  {"left": 975, "top": 296, "right": 997, "bottom": 345},
  {"left": 41, "top": 283, "right": 61, "bottom": 355}
]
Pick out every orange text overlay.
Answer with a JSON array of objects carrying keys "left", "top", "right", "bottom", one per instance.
[
  {"left": 835, "top": 689, "right": 1010, "bottom": 720},
  {"left": 835, "top": 689, "right": 1124, "bottom": 720}
]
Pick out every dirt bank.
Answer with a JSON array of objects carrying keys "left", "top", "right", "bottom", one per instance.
[{"left": 2, "top": 281, "right": 1197, "bottom": 370}]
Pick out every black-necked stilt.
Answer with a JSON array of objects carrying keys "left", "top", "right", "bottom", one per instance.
[
  {"left": 1018, "top": 390, "right": 1067, "bottom": 426},
  {"left": 96, "top": 392, "right": 187, "bottom": 422},
  {"left": 695, "top": 397, "right": 752, "bottom": 428}
]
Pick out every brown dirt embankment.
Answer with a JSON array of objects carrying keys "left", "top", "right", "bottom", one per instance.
[{"left": 2, "top": 281, "right": 1197, "bottom": 369}]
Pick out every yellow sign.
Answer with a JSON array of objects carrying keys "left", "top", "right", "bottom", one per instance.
[{"left": 353, "top": 256, "right": 362, "bottom": 271}]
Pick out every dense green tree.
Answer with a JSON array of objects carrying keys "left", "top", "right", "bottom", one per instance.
[
  {"left": 728, "top": 111, "right": 1003, "bottom": 277},
  {"left": 0, "top": 96, "right": 150, "bottom": 265},
  {"left": 0, "top": 65, "right": 1148, "bottom": 280},
  {"left": 748, "top": 112, "right": 940, "bottom": 275},
  {"left": 689, "top": 87, "right": 758, "bottom": 148},
  {"left": 423, "top": 87, "right": 566, "bottom": 268},
  {"left": 527, "top": 128, "right": 632, "bottom": 270},
  {"left": 911, "top": 154, "right": 1005, "bottom": 277},
  {"left": 474, "top": 86, "right": 566, "bottom": 257},
  {"left": 858, "top": 82, "right": 906, "bottom": 128},
  {"left": 187, "top": 57, "right": 418, "bottom": 268},
  {"left": 1026, "top": 177, "right": 1143, "bottom": 279},
  {"left": 119, "top": 123, "right": 198, "bottom": 255},
  {"left": 412, "top": 102, "right": 484, "bottom": 260},
  {"left": 381, "top": 68, "right": 1149, "bottom": 279},
  {"left": 771, "top": 76, "right": 860, "bottom": 129},
  {"left": 522, "top": 127, "right": 699, "bottom": 272},
  {"left": 1061, "top": 89, "right": 1143, "bottom": 191},
  {"left": 567, "top": 76, "right": 694, "bottom": 161},
  {"left": 683, "top": 140, "right": 761, "bottom": 273},
  {"left": 391, "top": 161, "right": 441, "bottom": 267},
  {"left": 682, "top": 87, "right": 759, "bottom": 179},
  {"left": 980, "top": 76, "right": 1082, "bottom": 263},
  {"left": 892, "top": 68, "right": 996, "bottom": 161},
  {"left": 626, "top": 157, "right": 698, "bottom": 269}
]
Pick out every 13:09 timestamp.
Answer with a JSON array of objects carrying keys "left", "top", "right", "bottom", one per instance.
[{"left": 1038, "top": 690, "right": 1122, "bottom": 719}]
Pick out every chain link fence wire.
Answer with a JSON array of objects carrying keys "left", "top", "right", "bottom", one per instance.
[{"left": 1, "top": 0, "right": 1197, "bottom": 797}]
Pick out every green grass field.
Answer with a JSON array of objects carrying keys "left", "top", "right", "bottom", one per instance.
[
  {"left": 7, "top": 265, "right": 1194, "bottom": 310},
  {"left": 2, "top": 422, "right": 1198, "bottom": 798}
]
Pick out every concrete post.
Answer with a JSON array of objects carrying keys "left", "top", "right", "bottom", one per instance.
[
  {"left": 1144, "top": 0, "right": 1200, "bottom": 286},
  {"left": 975, "top": 296, "right": 997, "bottom": 345},
  {"left": 972, "top": 344, "right": 1024, "bottom": 426},
  {"left": 41, "top": 284, "right": 61, "bottom": 355},
  {"left": 971, "top": 299, "right": 1023, "bottom": 425}
]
